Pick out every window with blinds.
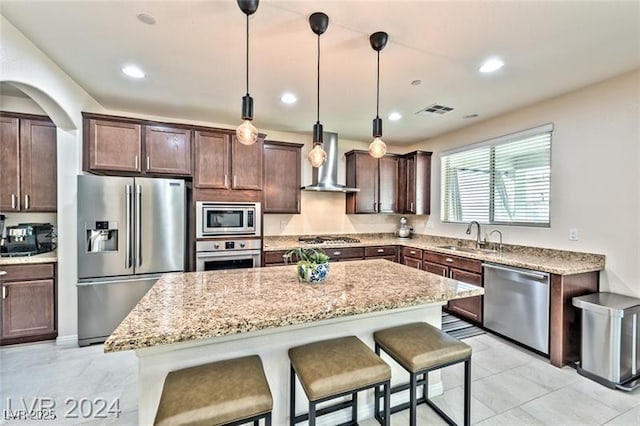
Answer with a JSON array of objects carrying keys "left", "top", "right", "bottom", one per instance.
[{"left": 441, "top": 124, "right": 552, "bottom": 226}]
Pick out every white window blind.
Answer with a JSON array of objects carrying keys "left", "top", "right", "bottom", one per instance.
[{"left": 441, "top": 125, "right": 552, "bottom": 226}]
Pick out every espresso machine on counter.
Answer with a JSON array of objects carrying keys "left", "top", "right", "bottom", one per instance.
[{"left": 0, "top": 222, "right": 55, "bottom": 256}]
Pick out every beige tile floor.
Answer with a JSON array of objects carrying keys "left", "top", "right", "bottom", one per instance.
[{"left": 1, "top": 332, "right": 639, "bottom": 425}]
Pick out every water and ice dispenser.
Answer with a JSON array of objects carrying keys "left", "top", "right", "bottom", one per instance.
[{"left": 86, "top": 221, "right": 118, "bottom": 253}]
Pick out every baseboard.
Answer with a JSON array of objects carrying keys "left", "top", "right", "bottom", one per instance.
[{"left": 56, "top": 334, "right": 78, "bottom": 347}]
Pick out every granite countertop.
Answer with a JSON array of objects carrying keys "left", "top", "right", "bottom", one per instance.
[
  {"left": 104, "top": 259, "right": 483, "bottom": 353},
  {"left": 0, "top": 251, "right": 57, "bottom": 266},
  {"left": 262, "top": 234, "right": 605, "bottom": 276}
]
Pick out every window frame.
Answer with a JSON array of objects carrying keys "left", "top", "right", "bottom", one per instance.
[{"left": 440, "top": 124, "right": 553, "bottom": 227}]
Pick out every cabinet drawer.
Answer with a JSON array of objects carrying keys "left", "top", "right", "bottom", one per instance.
[
  {"left": 423, "top": 251, "right": 482, "bottom": 273},
  {"left": 364, "top": 246, "right": 397, "bottom": 258},
  {"left": 262, "top": 250, "right": 289, "bottom": 266},
  {"left": 326, "top": 247, "right": 364, "bottom": 261},
  {"left": 0, "top": 263, "right": 55, "bottom": 281},
  {"left": 401, "top": 247, "right": 423, "bottom": 259}
]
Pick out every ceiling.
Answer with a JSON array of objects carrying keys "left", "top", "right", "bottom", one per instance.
[{"left": 2, "top": 1, "right": 639, "bottom": 144}]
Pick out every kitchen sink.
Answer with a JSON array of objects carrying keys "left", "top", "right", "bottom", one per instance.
[{"left": 436, "top": 245, "right": 498, "bottom": 254}]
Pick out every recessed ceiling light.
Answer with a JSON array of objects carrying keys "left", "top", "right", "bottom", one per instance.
[
  {"left": 388, "top": 112, "right": 402, "bottom": 121},
  {"left": 411, "top": 79, "right": 422, "bottom": 86},
  {"left": 121, "top": 65, "right": 145, "bottom": 79},
  {"left": 280, "top": 93, "right": 297, "bottom": 104},
  {"left": 479, "top": 58, "right": 504, "bottom": 73},
  {"left": 137, "top": 13, "right": 156, "bottom": 25}
]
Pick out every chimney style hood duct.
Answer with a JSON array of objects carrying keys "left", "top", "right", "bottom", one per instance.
[{"left": 303, "top": 132, "right": 360, "bottom": 193}]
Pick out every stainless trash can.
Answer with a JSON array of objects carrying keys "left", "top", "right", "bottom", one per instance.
[{"left": 573, "top": 292, "right": 640, "bottom": 391}]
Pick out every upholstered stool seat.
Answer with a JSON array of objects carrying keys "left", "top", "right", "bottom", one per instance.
[
  {"left": 374, "top": 322, "right": 472, "bottom": 426},
  {"left": 289, "top": 336, "right": 391, "bottom": 425},
  {"left": 154, "top": 355, "right": 272, "bottom": 426}
]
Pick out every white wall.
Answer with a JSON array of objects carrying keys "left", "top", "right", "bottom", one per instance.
[
  {"left": 0, "top": 94, "right": 46, "bottom": 115},
  {"left": 409, "top": 70, "right": 640, "bottom": 297}
]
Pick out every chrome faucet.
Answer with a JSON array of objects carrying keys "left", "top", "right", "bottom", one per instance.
[
  {"left": 465, "top": 221, "right": 484, "bottom": 248},
  {"left": 488, "top": 230, "right": 504, "bottom": 252}
]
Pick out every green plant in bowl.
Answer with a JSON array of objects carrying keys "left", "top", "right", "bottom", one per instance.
[{"left": 285, "top": 248, "right": 330, "bottom": 283}]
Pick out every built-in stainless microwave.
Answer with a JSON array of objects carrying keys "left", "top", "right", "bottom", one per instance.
[{"left": 196, "top": 202, "right": 261, "bottom": 238}]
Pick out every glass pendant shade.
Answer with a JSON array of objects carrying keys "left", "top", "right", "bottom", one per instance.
[
  {"left": 308, "top": 143, "right": 327, "bottom": 168},
  {"left": 236, "top": 119, "right": 258, "bottom": 145},
  {"left": 368, "top": 137, "right": 387, "bottom": 158}
]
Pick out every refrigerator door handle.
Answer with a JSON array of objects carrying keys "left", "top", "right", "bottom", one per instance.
[
  {"left": 126, "top": 185, "right": 133, "bottom": 269},
  {"left": 136, "top": 184, "right": 142, "bottom": 268}
]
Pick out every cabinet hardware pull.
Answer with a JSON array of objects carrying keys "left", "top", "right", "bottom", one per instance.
[
  {"left": 0, "top": 271, "right": 6, "bottom": 276},
  {"left": 442, "top": 270, "right": 447, "bottom": 277},
  {"left": 333, "top": 251, "right": 341, "bottom": 256},
  {"left": 11, "top": 193, "right": 16, "bottom": 209},
  {"left": 25, "top": 194, "right": 30, "bottom": 210},
  {"left": 297, "top": 200, "right": 300, "bottom": 212},
  {"left": 410, "top": 202, "right": 414, "bottom": 211},
  {"left": 224, "top": 175, "right": 228, "bottom": 188},
  {"left": 373, "top": 202, "right": 377, "bottom": 212},
  {"left": 146, "top": 156, "right": 150, "bottom": 170},
  {"left": 377, "top": 249, "right": 384, "bottom": 253},
  {"left": 445, "top": 258, "right": 454, "bottom": 263},
  {"left": 233, "top": 176, "right": 237, "bottom": 187},
  {"left": 410, "top": 250, "right": 416, "bottom": 254},
  {"left": 134, "top": 155, "right": 139, "bottom": 170},
  {"left": 2, "top": 286, "right": 7, "bottom": 299}
]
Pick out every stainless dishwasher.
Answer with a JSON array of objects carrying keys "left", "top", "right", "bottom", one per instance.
[{"left": 483, "top": 263, "right": 550, "bottom": 354}]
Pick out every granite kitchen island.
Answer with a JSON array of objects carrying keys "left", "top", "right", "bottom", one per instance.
[{"left": 105, "top": 259, "right": 484, "bottom": 424}]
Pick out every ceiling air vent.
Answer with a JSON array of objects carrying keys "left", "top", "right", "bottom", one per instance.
[{"left": 416, "top": 104, "right": 454, "bottom": 115}]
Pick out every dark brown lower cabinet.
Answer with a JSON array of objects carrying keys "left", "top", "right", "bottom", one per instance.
[
  {"left": 423, "top": 250, "right": 483, "bottom": 324},
  {"left": 401, "top": 247, "right": 423, "bottom": 269},
  {"left": 364, "top": 246, "right": 398, "bottom": 262},
  {"left": 0, "top": 263, "right": 57, "bottom": 345}
]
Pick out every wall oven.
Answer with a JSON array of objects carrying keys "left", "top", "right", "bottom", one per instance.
[
  {"left": 195, "top": 239, "right": 261, "bottom": 272},
  {"left": 196, "top": 202, "right": 261, "bottom": 238}
]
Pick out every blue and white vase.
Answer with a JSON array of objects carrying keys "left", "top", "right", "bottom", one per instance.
[{"left": 297, "top": 262, "right": 329, "bottom": 283}]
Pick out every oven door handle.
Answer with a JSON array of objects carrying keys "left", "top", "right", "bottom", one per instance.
[{"left": 196, "top": 250, "right": 261, "bottom": 259}]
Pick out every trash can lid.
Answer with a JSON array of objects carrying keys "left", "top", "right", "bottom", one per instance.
[{"left": 572, "top": 292, "right": 640, "bottom": 317}]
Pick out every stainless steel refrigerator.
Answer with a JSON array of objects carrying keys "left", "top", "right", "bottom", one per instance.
[{"left": 77, "top": 175, "right": 185, "bottom": 346}]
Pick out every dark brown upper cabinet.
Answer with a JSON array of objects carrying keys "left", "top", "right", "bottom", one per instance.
[
  {"left": 83, "top": 114, "right": 191, "bottom": 177},
  {"left": 402, "top": 151, "right": 432, "bottom": 215},
  {"left": 194, "top": 131, "right": 263, "bottom": 192},
  {"left": 263, "top": 141, "right": 302, "bottom": 214},
  {"left": 345, "top": 150, "right": 399, "bottom": 214},
  {"left": 0, "top": 113, "right": 57, "bottom": 212}
]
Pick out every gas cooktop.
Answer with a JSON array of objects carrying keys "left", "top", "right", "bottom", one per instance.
[{"left": 298, "top": 236, "right": 361, "bottom": 245}]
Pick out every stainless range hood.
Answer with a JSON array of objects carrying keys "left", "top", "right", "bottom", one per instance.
[{"left": 303, "top": 132, "right": 360, "bottom": 192}]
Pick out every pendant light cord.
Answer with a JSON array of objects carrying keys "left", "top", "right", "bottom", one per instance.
[
  {"left": 376, "top": 50, "right": 380, "bottom": 119},
  {"left": 316, "top": 34, "right": 320, "bottom": 123},
  {"left": 246, "top": 14, "right": 250, "bottom": 95}
]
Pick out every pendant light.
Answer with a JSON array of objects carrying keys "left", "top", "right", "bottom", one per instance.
[
  {"left": 368, "top": 31, "right": 389, "bottom": 158},
  {"left": 236, "top": 0, "right": 259, "bottom": 145},
  {"left": 308, "top": 12, "right": 329, "bottom": 168}
]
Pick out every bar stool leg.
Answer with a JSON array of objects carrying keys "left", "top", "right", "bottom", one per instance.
[
  {"left": 289, "top": 365, "right": 295, "bottom": 426},
  {"left": 308, "top": 401, "right": 316, "bottom": 426},
  {"left": 384, "top": 381, "right": 391, "bottom": 426},
  {"left": 422, "top": 372, "right": 428, "bottom": 400},
  {"left": 352, "top": 391, "right": 358, "bottom": 423},
  {"left": 464, "top": 359, "right": 471, "bottom": 426},
  {"left": 410, "top": 373, "right": 417, "bottom": 426},
  {"left": 265, "top": 412, "right": 272, "bottom": 426}
]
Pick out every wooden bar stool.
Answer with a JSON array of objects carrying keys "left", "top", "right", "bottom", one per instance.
[
  {"left": 288, "top": 336, "right": 391, "bottom": 426},
  {"left": 373, "top": 322, "right": 472, "bottom": 426},
  {"left": 154, "top": 355, "right": 272, "bottom": 426}
]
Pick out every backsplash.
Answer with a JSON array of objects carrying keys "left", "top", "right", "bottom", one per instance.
[{"left": 263, "top": 191, "right": 430, "bottom": 236}]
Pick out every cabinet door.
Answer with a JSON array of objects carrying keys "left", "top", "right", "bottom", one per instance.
[
  {"left": 378, "top": 156, "right": 399, "bottom": 213},
  {"left": 195, "top": 131, "right": 230, "bottom": 189},
  {"left": 424, "top": 261, "right": 448, "bottom": 277},
  {"left": 145, "top": 125, "right": 191, "bottom": 175},
  {"left": 231, "top": 136, "right": 263, "bottom": 190},
  {"left": 0, "top": 116, "right": 20, "bottom": 211},
  {"left": 346, "top": 152, "right": 378, "bottom": 213},
  {"left": 402, "top": 257, "right": 422, "bottom": 270},
  {"left": 405, "top": 154, "right": 416, "bottom": 213},
  {"left": 2, "top": 279, "right": 55, "bottom": 339},
  {"left": 88, "top": 119, "right": 142, "bottom": 172},
  {"left": 263, "top": 142, "right": 301, "bottom": 213},
  {"left": 448, "top": 268, "right": 483, "bottom": 323},
  {"left": 20, "top": 119, "right": 57, "bottom": 211}
]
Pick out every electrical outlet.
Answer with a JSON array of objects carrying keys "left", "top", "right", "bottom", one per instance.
[{"left": 569, "top": 228, "right": 579, "bottom": 241}]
